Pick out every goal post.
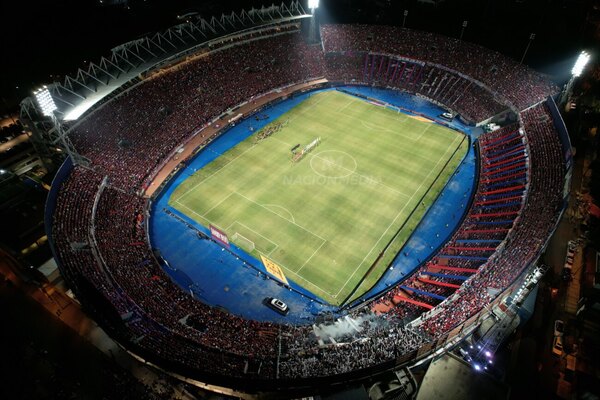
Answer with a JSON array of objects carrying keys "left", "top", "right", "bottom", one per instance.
[{"left": 232, "top": 232, "right": 255, "bottom": 253}]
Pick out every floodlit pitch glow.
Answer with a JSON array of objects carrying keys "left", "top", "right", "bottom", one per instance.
[
  {"left": 572, "top": 51, "right": 591, "bottom": 77},
  {"left": 308, "top": 0, "right": 319, "bottom": 9},
  {"left": 34, "top": 86, "right": 58, "bottom": 117}
]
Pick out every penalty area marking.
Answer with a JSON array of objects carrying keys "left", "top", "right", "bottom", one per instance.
[
  {"left": 225, "top": 220, "right": 279, "bottom": 256},
  {"left": 233, "top": 191, "right": 328, "bottom": 244},
  {"left": 255, "top": 249, "right": 339, "bottom": 297},
  {"left": 173, "top": 199, "right": 333, "bottom": 294},
  {"left": 263, "top": 204, "right": 296, "bottom": 224}
]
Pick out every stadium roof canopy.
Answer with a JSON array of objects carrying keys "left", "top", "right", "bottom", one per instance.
[{"left": 21, "top": 1, "right": 310, "bottom": 122}]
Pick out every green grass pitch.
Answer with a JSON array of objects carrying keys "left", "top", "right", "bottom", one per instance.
[{"left": 169, "top": 90, "right": 467, "bottom": 305}]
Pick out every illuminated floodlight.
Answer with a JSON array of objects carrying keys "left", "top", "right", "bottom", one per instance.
[
  {"left": 484, "top": 350, "right": 492, "bottom": 358},
  {"left": 34, "top": 86, "right": 58, "bottom": 117},
  {"left": 572, "top": 51, "right": 591, "bottom": 77},
  {"left": 473, "top": 363, "right": 481, "bottom": 372},
  {"left": 308, "top": 0, "right": 319, "bottom": 9}
]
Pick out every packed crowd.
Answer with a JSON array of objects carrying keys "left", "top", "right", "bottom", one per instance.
[
  {"left": 375, "top": 124, "right": 528, "bottom": 324},
  {"left": 280, "top": 324, "right": 427, "bottom": 378},
  {"left": 320, "top": 24, "right": 558, "bottom": 110},
  {"left": 69, "top": 31, "right": 325, "bottom": 191},
  {"left": 51, "top": 26, "right": 566, "bottom": 381},
  {"left": 361, "top": 54, "right": 506, "bottom": 122},
  {"left": 68, "top": 24, "right": 559, "bottom": 194},
  {"left": 417, "top": 105, "right": 564, "bottom": 336},
  {"left": 321, "top": 52, "right": 507, "bottom": 123}
]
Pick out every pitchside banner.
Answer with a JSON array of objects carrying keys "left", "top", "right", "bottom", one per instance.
[
  {"left": 260, "top": 255, "right": 289, "bottom": 286},
  {"left": 209, "top": 224, "right": 230, "bottom": 247}
]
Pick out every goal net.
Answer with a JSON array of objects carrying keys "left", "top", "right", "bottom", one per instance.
[{"left": 232, "top": 232, "right": 255, "bottom": 253}]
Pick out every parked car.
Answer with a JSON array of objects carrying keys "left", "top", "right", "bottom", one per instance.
[
  {"left": 554, "top": 320, "right": 565, "bottom": 337},
  {"left": 264, "top": 297, "right": 289, "bottom": 315},
  {"left": 552, "top": 336, "right": 564, "bottom": 357}
]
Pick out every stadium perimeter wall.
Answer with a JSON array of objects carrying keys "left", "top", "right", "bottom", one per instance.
[
  {"left": 546, "top": 96, "right": 573, "bottom": 204},
  {"left": 44, "top": 157, "right": 73, "bottom": 279}
]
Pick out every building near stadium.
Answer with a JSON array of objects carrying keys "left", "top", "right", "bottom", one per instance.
[{"left": 23, "top": 1, "right": 571, "bottom": 397}]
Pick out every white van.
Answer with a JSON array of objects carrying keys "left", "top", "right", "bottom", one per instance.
[{"left": 265, "top": 297, "right": 289, "bottom": 315}]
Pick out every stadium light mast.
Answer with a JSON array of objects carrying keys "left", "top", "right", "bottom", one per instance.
[
  {"left": 571, "top": 51, "right": 591, "bottom": 77},
  {"left": 560, "top": 51, "right": 592, "bottom": 106},
  {"left": 459, "top": 20, "right": 468, "bottom": 40},
  {"left": 519, "top": 33, "right": 535, "bottom": 64},
  {"left": 307, "top": 0, "right": 320, "bottom": 44},
  {"left": 403, "top": 10, "right": 408, "bottom": 28},
  {"left": 33, "top": 86, "right": 88, "bottom": 166}
]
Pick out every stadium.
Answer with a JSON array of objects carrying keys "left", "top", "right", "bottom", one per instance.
[{"left": 21, "top": 0, "right": 575, "bottom": 397}]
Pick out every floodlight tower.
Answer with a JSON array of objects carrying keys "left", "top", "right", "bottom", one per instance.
[
  {"left": 33, "top": 86, "right": 88, "bottom": 166},
  {"left": 308, "top": 0, "right": 320, "bottom": 44},
  {"left": 560, "top": 51, "right": 591, "bottom": 107}
]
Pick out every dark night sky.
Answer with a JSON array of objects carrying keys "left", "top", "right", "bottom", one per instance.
[{"left": 0, "top": 0, "right": 595, "bottom": 111}]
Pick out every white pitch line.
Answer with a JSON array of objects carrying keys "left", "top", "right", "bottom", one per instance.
[
  {"left": 359, "top": 120, "right": 435, "bottom": 163},
  {"left": 173, "top": 203, "right": 333, "bottom": 295},
  {"left": 175, "top": 200, "right": 212, "bottom": 226},
  {"left": 175, "top": 143, "right": 257, "bottom": 203},
  {"left": 332, "top": 134, "right": 462, "bottom": 298},
  {"left": 287, "top": 91, "right": 330, "bottom": 124},
  {"left": 415, "top": 123, "right": 433, "bottom": 141},
  {"left": 296, "top": 240, "right": 326, "bottom": 274},
  {"left": 201, "top": 191, "right": 235, "bottom": 218},
  {"left": 263, "top": 203, "right": 296, "bottom": 224},
  {"left": 234, "top": 191, "right": 328, "bottom": 243},
  {"left": 230, "top": 220, "right": 279, "bottom": 253},
  {"left": 269, "top": 135, "right": 413, "bottom": 199},
  {"left": 309, "top": 153, "right": 411, "bottom": 200},
  {"left": 338, "top": 97, "right": 357, "bottom": 113},
  {"left": 257, "top": 250, "right": 338, "bottom": 296},
  {"left": 359, "top": 116, "right": 440, "bottom": 149}
]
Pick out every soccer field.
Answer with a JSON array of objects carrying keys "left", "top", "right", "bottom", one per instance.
[{"left": 169, "top": 90, "right": 467, "bottom": 305}]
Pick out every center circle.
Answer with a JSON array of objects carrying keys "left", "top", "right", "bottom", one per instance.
[{"left": 310, "top": 150, "right": 358, "bottom": 179}]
